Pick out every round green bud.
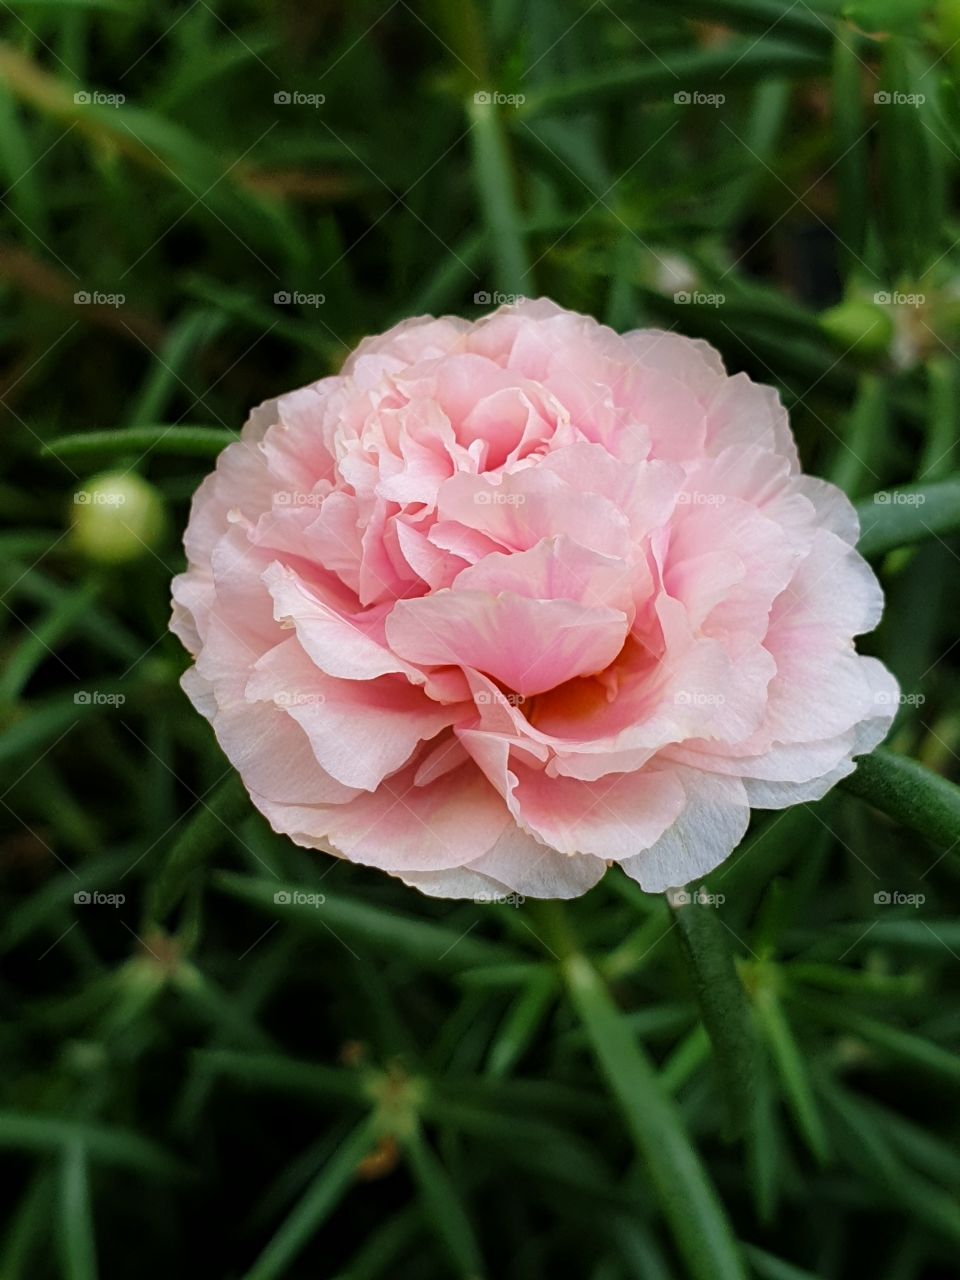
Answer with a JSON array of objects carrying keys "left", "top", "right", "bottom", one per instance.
[{"left": 71, "top": 470, "right": 165, "bottom": 565}]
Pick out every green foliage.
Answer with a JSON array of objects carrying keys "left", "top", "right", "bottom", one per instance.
[{"left": 2, "top": 1, "right": 960, "bottom": 1277}]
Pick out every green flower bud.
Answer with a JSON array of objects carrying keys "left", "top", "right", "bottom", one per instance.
[
  {"left": 71, "top": 470, "right": 165, "bottom": 565},
  {"left": 820, "top": 299, "right": 894, "bottom": 356}
]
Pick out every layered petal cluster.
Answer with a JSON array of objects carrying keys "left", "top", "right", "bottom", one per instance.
[{"left": 171, "top": 299, "right": 897, "bottom": 898}]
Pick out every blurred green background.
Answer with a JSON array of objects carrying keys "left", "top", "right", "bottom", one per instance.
[{"left": 4, "top": 1, "right": 960, "bottom": 1277}]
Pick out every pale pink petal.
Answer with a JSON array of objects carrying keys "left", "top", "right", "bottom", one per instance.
[
  {"left": 394, "top": 864, "right": 513, "bottom": 900},
  {"left": 246, "top": 637, "right": 464, "bottom": 790},
  {"left": 436, "top": 469, "right": 630, "bottom": 558},
  {"left": 508, "top": 760, "right": 685, "bottom": 860},
  {"left": 466, "top": 825, "right": 607, "bottom": 899},
  {"left": 387, "top": 588, "right": 629, "bottom": 698},
  {"left": 619, "top": 769, "right": 750, "bottom": 891},
  {"left": 261, "top": 760, "right": 509, "bottom": 871},
  {"left": 264, "top": 561, "right": 416, "bottom": 682},
  {"left": 451, "top": 536, "right": 637, "bottom": 617}
]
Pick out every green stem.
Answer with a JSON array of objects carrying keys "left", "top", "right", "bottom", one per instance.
[
  {"left": 841, "top": 748, "right": 960, "bottom": 850},
  {"left": 670, "top": 894, "right": 759, "bottom": 1139}
]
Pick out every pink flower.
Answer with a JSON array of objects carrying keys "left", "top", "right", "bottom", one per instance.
[{"left": 171, "top": 299, "right": 897, "bottom": 898}]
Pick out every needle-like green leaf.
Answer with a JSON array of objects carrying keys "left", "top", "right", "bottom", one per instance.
[
  {"left": 243, "top": 1115, "right": 379, "bottom": 1280},
  {"left": 856, "top": 477, "right": 960, "bottom": 557},
  {"left": 41, "top": 426, "right": 235, "bottom": 461},
  {"left": 562, "top": 950, "right": 748, "bottom": 1280},
  {"left": 58, "top": 1144, "right": 98, "bottom": 1280}
]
